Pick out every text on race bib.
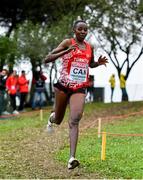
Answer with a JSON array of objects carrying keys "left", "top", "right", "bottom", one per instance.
[{"left": 69, "top": 62, "right": 88, "bottom": 82}]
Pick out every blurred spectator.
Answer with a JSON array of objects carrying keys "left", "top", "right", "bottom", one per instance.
[
  {"left": 109, "top": 74, "right": 115, "bottom": 102},
  {"left": 18, "top": 70, "right": 29, "bottom": 112},
  {"left": 6, "top": 70, "right": 19, "bottom": 114},
  {"left": 120, "top": 74, "right": 128, "bottom": 101},
  {"left": 32, "top": 71, "right": 47, "bottom": 110},
  {"left": 86, "top": 75, "right": 94, "bottom": 102},
  {"left": 0, "top": 69, "right": 10, "bottom": 115}
]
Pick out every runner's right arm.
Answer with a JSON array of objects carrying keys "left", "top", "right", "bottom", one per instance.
[{"left": 44, "top": 39, "right": 75, "bottom": 63}]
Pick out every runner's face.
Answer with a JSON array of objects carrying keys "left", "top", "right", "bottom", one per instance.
[{"left": 74, "top": 22, "right": 88, "bottom": 42}]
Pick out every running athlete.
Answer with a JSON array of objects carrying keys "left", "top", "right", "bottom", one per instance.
[{"left": 44, "top": 20, "right": 108, "bottom": 169}]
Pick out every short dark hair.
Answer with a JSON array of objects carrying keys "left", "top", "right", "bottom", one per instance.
[
  {"left": 22, "top": 70, "right": 25, "bottom": 74},
  {"left": 73, "top": 20, "right": 87, "bottom": 29}
]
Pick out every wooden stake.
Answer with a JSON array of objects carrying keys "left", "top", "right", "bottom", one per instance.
[
  {"left": 40, "top": 109, "right": 43, "bottom": 121},
  {"left": 101, "top": 132, "right": 107, "bottom": 161}
]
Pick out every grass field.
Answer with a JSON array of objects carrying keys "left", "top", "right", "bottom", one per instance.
[
  {"left": 0, "top": 101, "right": 143, "bottom": 179},
  {"left": 57, "top": 116, "right": 143, "bottom": 179}
]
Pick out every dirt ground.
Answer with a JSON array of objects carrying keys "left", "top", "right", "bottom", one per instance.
[
  {"left": 21, "top": 107, "right": 143, "bottom": 178},
  {"left": 1, "top": 103, "right": 143, "bottom": 179}
]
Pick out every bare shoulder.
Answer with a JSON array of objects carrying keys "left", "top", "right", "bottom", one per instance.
[
  {"left": 60, "top": 38, "right": 71, "bottom": 47},
  {"left": 56, "top": 38, "right": 71, "bottom": 49}
]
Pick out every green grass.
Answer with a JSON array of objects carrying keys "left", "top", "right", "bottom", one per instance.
[
  {"left": 56, "top": 116, "right": 143, "bottom": 179},
  {"left": 0, "top": 110, "right": 49, "bottom": 133},
  {"left": 1, "top": 102, "right": 143, "bottom": 178}
]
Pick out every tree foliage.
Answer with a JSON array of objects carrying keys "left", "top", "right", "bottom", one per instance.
[
  {"left": 0, "top": 36, "right": 17, "bottom": 69},
  {"left": 13, "top": 21, "right": 49, "bottom": 67},
  {"left": 0, "top": 0, "right": 92, "bottom": 36},
  {"left": 0, "top": 0, "right": 143, "bottom": 100},
  {"left": 86, "top": 0, "right": 143, "bottom": 81},
  {"left": 12, "top": 15, "right": 76, "bottom": 66}
]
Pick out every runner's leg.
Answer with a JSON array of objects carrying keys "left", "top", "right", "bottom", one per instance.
[
  {"left": 52, "top": 87, "right": 69, "bottom": 125},
  {"left": 68, "top": 93, "right": 86, "bottom": 157}
]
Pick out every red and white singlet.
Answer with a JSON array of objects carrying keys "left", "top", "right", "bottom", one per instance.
[{"left": 58, "top": 38, "right": 92, "bottom": 90}]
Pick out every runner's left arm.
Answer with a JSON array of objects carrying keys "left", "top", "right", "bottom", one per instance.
[{"left": 89, "top": 46, "right": 108, "bottom": 68}]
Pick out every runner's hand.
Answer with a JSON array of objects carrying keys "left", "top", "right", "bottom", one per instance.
[
  {"left": 66, "top": 44, "right": 77, "bottom": 52},
  {"left": 98, "top": 56, "right": 108, "bottom": 66}
]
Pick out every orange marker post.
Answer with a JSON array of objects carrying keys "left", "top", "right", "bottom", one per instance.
[{"left": 101, "top": 132, "right": 107, "bottom": 161}]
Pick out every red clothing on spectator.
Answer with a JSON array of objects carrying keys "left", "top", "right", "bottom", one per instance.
[
  {"left": 18, "top": 75, "right": 29, "bottom": 93},
  {"left": 6, "top": 75, "right": 18, "bottom": 94}
]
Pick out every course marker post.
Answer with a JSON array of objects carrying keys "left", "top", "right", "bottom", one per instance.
[
  {"left": 40, "top": 109, "right": 43, "bottom": 121},
  {"left": 98, "top": 118, "right": 101, "bottom": 138},
  {"left": 101, "top": 132, "right": 107, "bottom": 161}
]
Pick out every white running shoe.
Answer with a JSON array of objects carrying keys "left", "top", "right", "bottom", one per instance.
[
  {"left": 2, "top": 111, "right": 10, "bottom": 115},
  {"left": 46, "top": 112, "right": 55, "bottom": 133},
  {"left": 68, "top": 157, "right": 80, "bottom": 170},
  {"left": 12, "top": 110, "right": 19, "bottom": 115}
]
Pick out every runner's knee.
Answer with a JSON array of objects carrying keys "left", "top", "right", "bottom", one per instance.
[{"left": 69, "top": 112, "right": 82, "bottom": 126}]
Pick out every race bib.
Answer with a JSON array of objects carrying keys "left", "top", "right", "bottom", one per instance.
[{"left": 69, "top": 62, "right": 88, "bottom": 82}]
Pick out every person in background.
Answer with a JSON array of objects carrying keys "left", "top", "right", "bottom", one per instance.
[
  {"left": 32, "top": 70, "right": 47, "bottom": 110},
  {"left": 0, "top": 69, "right": 10, "bottom": 115},
  {"left": 86, "top": 75, "right": 94, "bottom": 102},
  {"left": 44, "top": 20, "right": 108, "bottom": 169},
  {"left": 120, "top": 74, "right": 128, "bottom": 101},
  {"left": 18, "top": 70, "right": 29, "bottom": 112},
  {"left": 109, "top": 74, "right": 115, "bottom": 102},
  {"left": 6, "top": 70, "right": 19, "bottom": 114}
]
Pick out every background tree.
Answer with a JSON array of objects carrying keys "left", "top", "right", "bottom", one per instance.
[
  {"left": 0, "top": 0, "right": 92, "bottom": 37},
  {"left": 13, "top": 21, "right": 49, "bottom": 68},
  {"left": 1, "top": 0, "right": 143, "bottom": 102},
  {"left": 86, "top": 0, "right": 143, "bottom": 100},
  {"left": 0, "top": 36, "right": 17, "bottom": 70},
  {"left": 12, "top": 18, "right": 74, "bottom": 99},
  {"left": 0, "top": 0, "right": 93, "bottom": 99}
]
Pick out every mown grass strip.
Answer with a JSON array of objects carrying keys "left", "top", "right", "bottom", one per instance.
[{"left": 56, "top": 116, "right": 143, "bottom": 179}]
